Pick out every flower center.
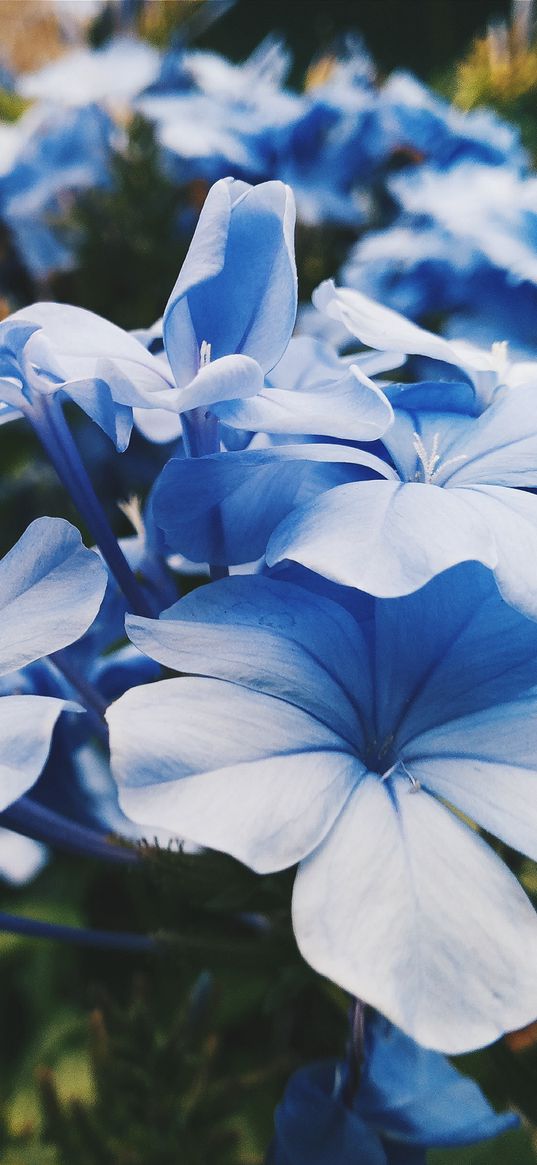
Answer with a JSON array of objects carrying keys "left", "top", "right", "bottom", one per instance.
[{"left": 412, "top": 431, "right": 467, "bottom": 485}]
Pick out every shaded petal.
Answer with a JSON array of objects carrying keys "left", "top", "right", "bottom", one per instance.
[
  {"left": 64, "top": 378, "right": 133, "bottom": 451},
  {"left": 0, "top": 517, "right": 107, "bottom": 676},
  {"left": 213, "top": 364, "right": 393, "bottom": 440},
  {"left": 272, "top": 1061, "right": 387, "bottom": 1165},
  {"left": 439, "top": 385, "right": 537, "bottom": 488},
  {"left": 404, "top": 696, "right": 537, "bottom": 860},
  {"left": 312, "top": 281, "right": 471, "bottom": 369},
  {"left": 373, "top": 561, "right": 537, "bottom": 746},
  {"left": 292, "top": 775, "right": 537, "bottom": 1052},
  {"left": 455, "top": 485, "right": 537, "bottom": 619},
  {"left": 0, "top": 695, "right": 77, "bottom": 810},
  {"left": 357, "top": 1013, "right": 518, "bottom": 1146},
  {"left": 163, "top": 178, "right": 297, "bottom": 384},
  {"left": 126, "top": 575, "right": 370, "bottom": 746},
  {"left": 107, "top": 676, "right": 358, "bottom": 872},
  {"left": 174, "top": 353, "right": 263, "bottom": 412},
  {"left": 18, "top": 303, "right": 176, "bottom": 410},
  {"left": 153, "top": 444, "right": 393, "bottom": 564},
  {"left": 267, "top": 480, "right": 497, "bottom": 595}
]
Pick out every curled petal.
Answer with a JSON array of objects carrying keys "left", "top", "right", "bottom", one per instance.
[
  {"left": 163, "top": 177, "right": 297, "bottom": 384},
  {"left": 0, "top": 517, "right": 107, "bottom": 677}
]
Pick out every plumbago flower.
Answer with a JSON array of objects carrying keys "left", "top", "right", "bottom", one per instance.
[
  {"left": 269, "top": 1012, "right": 516, "bottom": 1164},
  {"left": 154, "top": 280, "right": 537, "bottom": 619},
  {"left": 139, "top": 175, "right": 396, "bottom": 454},
  {"left": 0, "top": 175, "right": 298, "bottom": 452},
  {"left": 0, "top": 516, "right": 106, "bottom": 811},
  {"left": 107, "top": 565, "right": 537, "bottom": 1052}
]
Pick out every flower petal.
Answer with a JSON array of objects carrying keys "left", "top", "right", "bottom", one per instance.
[
  {"left": 107, "top": 676, "right": 359, "bottom": 872},
  {"left": 456, "top": 485, "right": 537, "bottom": 620},
  {"left": 292, "top": 774, "right": 537, "bottom": 1052},
  {"left": 357, "top": 1013, "right": 517, "bottom": 1146},
  {"left": 174, "top": 353, "right": 263, "bottom": 412},
  {"left": 214, "top": 364, "right": 393, "bottom": 440},
  {"left": 267, "top": 480, "right": 497, "bottom": 595},
  {"left": 153, "top": 444, "right": 393, "bottom": 564},
  {"left": 163, "top": 178, "right": 297, "bottom": 384},
  {"left": 312, "top": 280, "right": 470, "bottom": 368},
  {"left": 0, "top": 518, "right": 107, "bottom": 676},
  {"left": 0, "top": 695, "right": 77, "bottom": 810},
  {"left": 405, "top": 696, "right": 537, "bottom": 861},
  {"left": 126, "top": 575, "right": 370, "bottom": 746}
]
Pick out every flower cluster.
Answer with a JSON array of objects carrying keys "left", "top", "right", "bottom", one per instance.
[
  {"left": 1, "top": 8, "right": 536, "bottom": 360},
  {"left": 1, "top": 173, "right": 535, "bottom": 1155}
]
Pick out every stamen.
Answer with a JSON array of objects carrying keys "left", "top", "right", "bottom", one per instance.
[
  {"left": 413, "top": 431, "right": 467, "bottom": 484},
  {"left": 118, "top": 495, "right": 144, "bottom": 537},
  {"left": 413, "top": 431, "right": 441, "bottom": 482},
  {"left": 380, "top": 759, "right": 421, "bottom": 792},
  {"left": 491, "top": 339, "right": 509, "bottom": 378},
  {"left": 400, "top": 760, "right": 421, "bottom": 793},
  {"left": 200, "top": 340, "right": 212, "bottom": 367}
]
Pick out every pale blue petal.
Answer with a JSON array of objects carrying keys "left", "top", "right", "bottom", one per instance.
[
  {"left": 18, "top": 303, "right": 177, "bottom": 410},
  {"left": 0, "top": 517, "right": 107, "bottom": 676},
  {"left": 174, "top": 353, "right": 263, "bottom": 412},
  {"left": 404, "top": 698, "right": 537, "bottom": 860},
  {"left": 126, "top": 575, "right": 370, "bottom": 746},
  {"left": 312, "top": 281, "right": 469, "bottom": 368},
  {"left": 213, "top": 364, "right": 393, "bottom": 440},
  {"left": 163, "top": 178, "right": 297, "bottom": 385},
  {"left": 0, "top": 829, "right": 47, "bottom": 886},
  {"left": 154, "top": 444, "right": 393, "bottom": 564},
  {"left": 64, "top": 378, "right": 133, "bottom": 451},
  {"left": 438, "top": 385, "right": 537, "bottom": 488},
  {"left": 455, "top": 485, "right": 537, "bottom": 619},
  {"left": 292, "top": 774, "right": 537, "bottom": 1052},
  {"left": 373, "top": 561, "right": 537, "bottom": 746},
  {"left": 267, "top": 480, "right": 497, "bottom": 594},
  {"left": 107, "top": 676, "right": 359, "bottom": 872},
  {"left": 0, "top": 695, "right": 77, "bottom": 810}
]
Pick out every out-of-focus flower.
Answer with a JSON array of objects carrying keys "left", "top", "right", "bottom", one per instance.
[{"left": 17, "top": 36, "right": 161, "bottom": 112}]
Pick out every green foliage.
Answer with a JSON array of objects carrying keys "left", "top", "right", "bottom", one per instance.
[
  {"left": 0, "top": 89, "right": 30, "bottom": 123},
  {"left": 62, "top": 116, "right": 191, "bottom": 330},
  {"left": 0, "top": 842, "right": 535, "bottom": 1162},
  {"left": 0, "top": 845, "right": 348, "bottom": 1163}
]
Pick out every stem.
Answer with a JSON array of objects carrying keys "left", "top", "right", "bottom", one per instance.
[
  {"left": 29, "top": 395, "right": 154, "bottom": 617},
  {"left": 182, "top": 406, "right": 229, "bottom": 579},
  {"left": 341, "top": 998, "right": 366, "bottom": 1106},
  {"left": 0, "top": 910, "right": 158, "bottom": 952},
  {"left": 1, "top": 797, "right": 139, "bottom": 865},
  {"left": 47, "top": 651, "right": 109, "bottom": 745}
]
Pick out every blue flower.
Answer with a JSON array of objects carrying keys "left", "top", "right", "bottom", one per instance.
[
  {"left": 162, "top": 176, "right": 296, "bottom": 416},
  {"left": 270, "top": 1012, "right": 516, "bottom": 1163},
  {"left": 17, "top": 36, "right": 161, "bottom": 110},
  {"left": 0, "top": 516, "right": 107, "bottom": 810},
  {"left": 0, "top": 300, "right": 177, "bottom": 450},
  {"left": 0, "top": 104, "right": 113, "bottom": 280},
  {"left": 108, "top": 564, "right": 537, "bottom": 1051},
  {"left": 259, "top": 282, "right": 537, "bottom": 618}
]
